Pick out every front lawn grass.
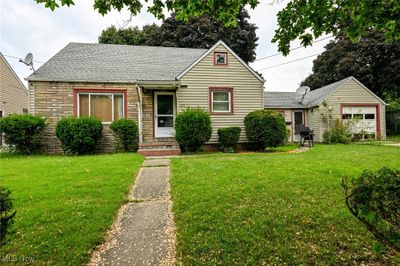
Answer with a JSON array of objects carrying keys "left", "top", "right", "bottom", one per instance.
[
  {"left": 171, "top": 144, "right": 400, "bottom": 265},
  {"left": 0, "top": 153, "right": 143, "bottom": 265}
]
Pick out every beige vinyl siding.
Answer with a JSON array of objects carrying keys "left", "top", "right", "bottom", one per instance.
[
  {"left": 0, "top": 55, "right": 28, "bottom": 115},
  {"left": 321, "top": 79, "right": 386, "bottom": 139},
  {"left": 178, "top": 44, "right": 264, "bottom": 143},
  {"left": 306, "top": 107, "right": 322, "bottom": 141}
]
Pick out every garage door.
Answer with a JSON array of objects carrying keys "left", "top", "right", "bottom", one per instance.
[{"left": 342, "top": 106, "right": 377, "bottom": 134}]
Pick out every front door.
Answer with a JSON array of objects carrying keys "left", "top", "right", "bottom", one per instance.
[
  {"left": 154, "top": 92, "right": 175, "bottom": 138},
  {"left": 293, "top": 110, "right": 304, "bottom": 141}
]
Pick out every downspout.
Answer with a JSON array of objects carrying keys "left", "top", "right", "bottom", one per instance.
[{"left": 136, "top": 85, "right": 143, "bottom": 144}]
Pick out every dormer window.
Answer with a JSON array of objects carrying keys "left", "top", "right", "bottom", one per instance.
[{"left": 214, "top": 52, "right": 228, "bottom": 66}]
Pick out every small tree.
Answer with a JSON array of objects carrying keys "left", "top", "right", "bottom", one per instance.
[
  {"left": 342, "top": 167, "right": 400, "bottom": 251},
  {"left": 244, "top": 110, "right": 287, "bottom": 150},
  {"left": 175, "top": 108, "right": 212, "bottom": 152},
  {"left": 55, "top": 117, "right": 103, "bottom": 155},
  {"left": 110, "top": 119, "right": 138, "bottom": 152},
  {"left": 322, "top": 119, "right": 351, "bottom": 144},
  {"left": 0, "top": 114, "right": 46, "bottom": 154},
  {"left": 0, "top": 186, "right": 16, "bottom": 247}
]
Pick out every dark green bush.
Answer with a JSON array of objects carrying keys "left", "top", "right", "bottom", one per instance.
[
  {"left": 0, "top": 186, "right": 16, "bottom": 247},
  {"left": 323, "top": 119, "right": 351, "bottom": 144},
  {"left": 110, "top": 119, "right": 138, "bottom": 152},
  {"left": 55, "top": 117, "right": 102, "bottom": 155},
  {"left": 244, "top": 110, "right": 287, "bottom": 150},
  {"left": 218, "top": 127, "right": 241, "bottom": 152},
  {"left": 175, "top": 108, "right": 212, "bottom": 152},
  {"left": 0, "top": 114, "right": 45, "bottom": 154},
  {"left": 342, "top": 167, "right": 400, "bottom": 251}
]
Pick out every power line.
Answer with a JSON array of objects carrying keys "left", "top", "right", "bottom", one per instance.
[
  {"left": 254, "top": 36, "right": 333, "bottom": 62},
  {"left": 3, "top": 54, "right": 45, "bottom": 64},
  {"left": 256, "top": 53, "right": 321, "bottom": 71}
]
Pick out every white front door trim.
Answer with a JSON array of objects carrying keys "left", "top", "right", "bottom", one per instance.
[{"left": 154, "top": 91, "right": 176, "bottom": 138}]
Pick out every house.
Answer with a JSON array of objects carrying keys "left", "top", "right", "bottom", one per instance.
[
  {"left": 27, "top": 40, "right": 264, "bottom": 155},
  {"left": 0, "top": 52, "right": 29, "bottom": 117},
  {"left": 264, "top": 77, "right": 387, "bottom": 142},
  {"left": 1, "top": 52, "right": 29, "bottom": 145}
]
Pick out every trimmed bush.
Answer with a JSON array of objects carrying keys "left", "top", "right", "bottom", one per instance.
[
  {"left": 0, "top": 114, "right": 45, "bottom": 154},
  {"left": 175, "top": 108, "right": 212, "bottom": 152},
  {"left": 323, "top": 119, "right": 351, "bottom": 144},
  {"left": 218, "top": 127, "right": 241, "bottom": 152},
  {"left": 0, "top": 186, "right": 16, "bottom": 247},
  {"left": 55, "top": 117, "right": 102, "bottom": 155},
  {"left": 110, "top": 119, "right": 138, "bottom": 152},
  {"left": 342, "top": 167, "right": 400, "bottom": 251},
  {"left": 244, "top": 110, "right": 287, "bottom": 150}
]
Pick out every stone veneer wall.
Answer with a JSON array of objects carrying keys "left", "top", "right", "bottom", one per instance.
[{"left": 29, "top": 81, "right": 138, "bottom": 154}]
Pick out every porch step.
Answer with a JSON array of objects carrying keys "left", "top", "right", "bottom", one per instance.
[{"left": 138, "top": 142, "right": 181, "bottom": 156}]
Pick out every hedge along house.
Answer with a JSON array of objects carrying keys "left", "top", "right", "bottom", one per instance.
[
  {"left": 264, "top": 77, "right": 387, "bottom": 142},
  {"left": 27, "top": 40, "right": 264, "bottom": 155}
]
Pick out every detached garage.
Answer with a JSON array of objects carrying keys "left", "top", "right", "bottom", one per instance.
[{"left": 264, "top": 76, "right": 387, "bottom": 142}]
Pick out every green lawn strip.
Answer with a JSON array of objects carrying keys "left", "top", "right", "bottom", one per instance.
[
  {"left": 0, "top": 153, "right": 144, "bottom": 265},
  {"left": 170, "top": 145, "right": 400, "bottom": 265}
]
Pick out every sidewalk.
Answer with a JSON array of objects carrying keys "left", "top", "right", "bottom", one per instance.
[{"left": 90, "top": 159, "right": 175, "bottom": 266}]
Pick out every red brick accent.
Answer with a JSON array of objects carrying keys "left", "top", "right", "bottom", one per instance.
[{"left": 137, "top": 149, "right": 181, "bottom": 156}]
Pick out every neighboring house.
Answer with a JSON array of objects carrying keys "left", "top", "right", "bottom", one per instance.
[
  {"left": 27, "top": 40, "right": 264, "bottom": 155},
  {"left": 0, "top": 52, "right": 29, "bottom": 117},
  {"left": 264, "top": 77, "right": 387, "bottom": 142},
  {"left": 1, "top": 52, "right": 29, "bottom": 145}
]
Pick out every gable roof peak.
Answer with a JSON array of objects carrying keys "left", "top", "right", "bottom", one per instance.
[{"left": 176, "top": 40, "right": 264, "bottom": 83}]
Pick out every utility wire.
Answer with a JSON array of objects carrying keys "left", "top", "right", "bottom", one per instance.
[
  {"left": 254, "top": 36, "right": 333, "bottom": 62},
  {"left": 256, "top": 53, "right": 321, "bottom": 71},
  {"left": 3, "top": 54, "right": 45, "bottom": 64}
]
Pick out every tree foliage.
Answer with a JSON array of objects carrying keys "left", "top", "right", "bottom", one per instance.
[
  {"left": 98, "top": 10, "right": 258, "bottom": 63},
  {"left": 342, "top": 167, "right": 400, "bottom": 252},
  {"left": 302, "top": 30, "right": 400, "bottom": 102},
  {"left": 35, "top": 0, "right": 400, "bottom": 55},
  {"left": 98, "top": 24, "right": 161, "bottom": 46},
  {"left": 0, "top": 186, "right": 16, "bottom": 247}
]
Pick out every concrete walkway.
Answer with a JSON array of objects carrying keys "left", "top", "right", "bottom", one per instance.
[{"left": 90, "top": 159, "right": 175, "bottom": 266}]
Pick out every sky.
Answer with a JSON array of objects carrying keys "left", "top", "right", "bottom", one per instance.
[{"left": 0, "top": 0, "right": 333, "bottom": 92}]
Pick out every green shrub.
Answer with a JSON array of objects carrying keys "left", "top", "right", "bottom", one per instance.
[
  {"left": 0, "top": 114, "right": 46, "bottom": 154},
  {"left": 323, "top": 119, "right": 351, "bottom": 144},
  {"left": 110, "top": 119, "right": 138, "bottom": 152},
  {"left": 55, "top": 117, "right": 102, "bottom": 155},
  {"left": 175, "top": 108, "right": 212, "bottom": 152},
  {"left": 0, "top": 186, "right": 16, "bottom": 247},
  {"left": 218, "top": 127, "right": 241, "bottom": 152},
  {"left": 244, "top": 110, "right": 287, "bottom": 150},
  {"left": 342, "top": 167, "right": 400, "bottom": 251}
]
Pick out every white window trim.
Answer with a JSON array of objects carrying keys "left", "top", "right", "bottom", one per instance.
[
  {"left": 211, "top": 90, "right": 231, "bottom": 113},
  {"left": 77, "top": 92, "right": 125, "bottom": 123}
]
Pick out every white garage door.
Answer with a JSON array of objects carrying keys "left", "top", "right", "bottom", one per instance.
[{"left": 342, "top": 106, "right": 376, "bottom": 134}]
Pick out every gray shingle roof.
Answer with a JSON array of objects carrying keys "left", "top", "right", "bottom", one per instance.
[
  {"left": 27, "top": 42, "right": 207, "bottom": 82},
  {"left": 264, "top": 77, "right": 353, "bottom": 108}
]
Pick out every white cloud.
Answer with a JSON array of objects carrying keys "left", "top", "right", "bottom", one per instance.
[{"left": 1, "top": 0, "right": 331, "bottom": 92}]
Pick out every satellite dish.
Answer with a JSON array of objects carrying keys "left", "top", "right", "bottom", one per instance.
[
  {"left": 23, "top": 53, "right": 33, "bottom": 65},
  {"left": 296, "top": 86, "right": 310, "bottom": 104},
  {"left": 19, "top": 52, "right": 36, "bottom": 74},
  {"left": 296, "top": 86, "right": 310, "bottom": 95}
]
